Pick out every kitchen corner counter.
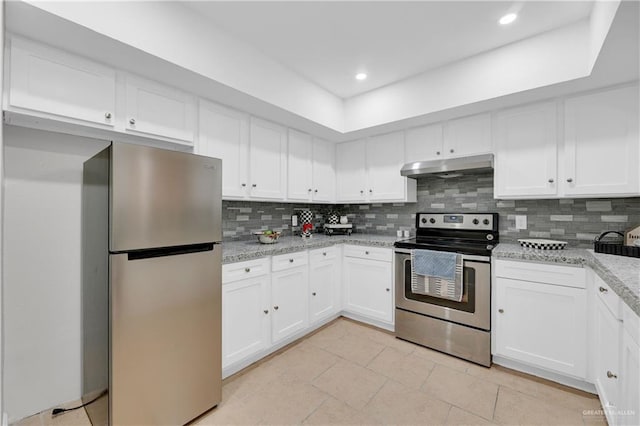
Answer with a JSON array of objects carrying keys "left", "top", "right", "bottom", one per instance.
[
  {"left": 494, "top": 243, "right": 640, "bottom": 317},
  {"left": 221, "top": 234, "right": 400, "bottom": 264}
]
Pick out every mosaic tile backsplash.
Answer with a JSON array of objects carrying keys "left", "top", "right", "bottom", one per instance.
[{"left": 222, "top": 171, "right": 640, "bottom": 248}]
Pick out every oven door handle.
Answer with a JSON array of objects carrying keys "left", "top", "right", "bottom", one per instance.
[{"left": 393, "top": 248, "right": 490, "bottom": 263}]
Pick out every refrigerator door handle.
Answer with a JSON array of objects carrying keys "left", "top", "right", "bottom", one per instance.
[{"left": 126, "top": 243, "right": 216, "bottom": 261}]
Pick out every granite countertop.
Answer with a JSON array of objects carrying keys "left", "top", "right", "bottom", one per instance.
[
  {"left": 221, "top": 234, "right": 400, "bottom": 264},
  {"left": 494, "top": 244, "right": 640, "bottom": 317}
]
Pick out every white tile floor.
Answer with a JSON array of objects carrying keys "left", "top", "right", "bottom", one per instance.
[{"left": 16, "top": 318, "right": 605, "bottom": 425}]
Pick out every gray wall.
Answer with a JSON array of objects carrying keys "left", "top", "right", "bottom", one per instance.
[{"left": 223, "top": 171, "right": 640, "bottom": 248}]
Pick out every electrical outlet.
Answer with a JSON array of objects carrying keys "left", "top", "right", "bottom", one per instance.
[
  {"left": 291, "top": 214, "right": 298, "bottom": 227},
  {"left": 515, "top": 215, "right": 527, "bottom": 230}
]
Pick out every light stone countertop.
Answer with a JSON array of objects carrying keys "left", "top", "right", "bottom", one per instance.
[
  {"left": 493, "top": 243, "right": 640, "bottom": 317},
  {"left": 221, "top": 234, "right": 401, "bottom": 264}
]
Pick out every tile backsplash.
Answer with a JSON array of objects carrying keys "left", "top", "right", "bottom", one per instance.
[{"left": 222, "top": 171, "right": 640, "bottom": 248}]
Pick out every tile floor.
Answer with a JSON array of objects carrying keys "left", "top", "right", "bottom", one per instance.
[{"left": 17, "top": 318, "right": 605, "bottom": 426}]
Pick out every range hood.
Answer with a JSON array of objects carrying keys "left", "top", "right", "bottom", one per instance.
[{"left": 400, "top": 153, "right": 494, "bottom": 179}]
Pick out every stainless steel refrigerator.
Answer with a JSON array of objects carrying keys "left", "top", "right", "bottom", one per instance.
[{"left": 81, "top": 142, "right": 222, "bottom": 425}]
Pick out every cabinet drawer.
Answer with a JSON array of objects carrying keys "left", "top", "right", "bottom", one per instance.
[
  {"left": 309, "top": 246, "right": 337, "bottom": 263},
  {"left": 223, "top": 258, "right": 270, "bottom": 283},
  {"left": 623, "top": 303, "right": 639, "bottom": 346},
  {"left": 495, "top": 259, "right": 585, "bottom": 288},
  {"left": 595, "top": 275, "right": 622, "bottom": 320},
  {"left": 343, "top": 245, "right": 391, "bottom": 262},
  {"left": 272, "top": 251, "right": 308, "bottom": 272}
]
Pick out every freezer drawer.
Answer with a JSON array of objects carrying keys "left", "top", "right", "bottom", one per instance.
[
  {"left": 110, "top": 143, "right": 221, "bottom": 251},
  {"left": 110, "top": 248, "right": 221, "bottom": 425}
]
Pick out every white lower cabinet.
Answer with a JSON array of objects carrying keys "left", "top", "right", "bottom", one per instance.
[
  {"left": 221, "top": 272, "right": 270, "bottom": 370},
  {"left": 271, "top": 262, "right": 309, "bottom": 345},
  {"left": 494, "top": 260, "right": 587, "bottom": 378},
  {"left": 620, "top": 326, "right": 640, "bottom": 426},
  {"left": 342, "top": 245, "right": 393, "bottom": 326},
  {"left": 309, "top": 247, "right": 341, "bottom": 324},
  {"left": 594, "top": 292, "right": 622, "bottom": 425}
]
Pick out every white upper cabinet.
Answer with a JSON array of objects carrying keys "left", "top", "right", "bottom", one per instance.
[
  {"left": 405, "top": 123, "right": 443, "bottom": 161},
  {"left": 125, "top": 74, "right": 196, "bottom": 144},
  {"left": 8, "top": 37, "right": 116, "bottom": 127},
  {"left": 249, "top": 118, "right": 287, "bottom": 200},
  {"left": 287, "top": 131, "right": 335, "bottom": 203},
  {"left": 336, "top": 134, "right": 416, "bottom": 203},
  {"left": 494, "top": 102, "right": 558, "bottom": 199},
  {"left": 198, "top": 100, "right": 249, "bottom": 199},
  {"left": 336, "top": 139, "right": 367, "bottom": 202},
  {"left": 287, "top": 129, "right": 314, "bottom": 201},
  {"left": 564, "top": 85, "right": 639, "bottom": 197},
  {"left": 443, "top": 113, "right": 492, "bottom": 158},
  {"left": 311, "top": 138, "right": 336, "bottom": 203}
]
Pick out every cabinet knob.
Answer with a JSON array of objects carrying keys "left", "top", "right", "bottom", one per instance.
[
  {"left": 263, "top": 309, "right": 269, "bottom": 314},
  {"left": 498, "top": 309, "right": 504, "bottom": 313},
  {"left": 567, "top": 178, "right": 573, "bottom": 183},
  {"left": 599, "top": 286, "right": 608, "bottom": 293},
  {"left": 369, "top": 189, "right": 373, "bottom": 193},
  {"left": 323, "top": 252, "right": 327, "bottom": 256},
  {"left": 386, "top": 288, "right": 390, "bottom": 292},
  {"left": 548, "top": 178, "right": 554, "bottom": 183},
  {"left": 241, "top": 183, "right": 247, "bottom": 187},
  {"left": 314, "top": 189, "right": 318, "bottom": 193},
  {"left": 365, "top": 251, "right": 370, "bottom": 255},
  {"left": 312, "top": 292, "right": 317, "bottom": 296},
  {"left": 274, "top": 306, "right": 279, "bottom": 310},
  {"left": 129, "top": 118, "right": 136, "bottom": 125},
  {"left": 308, "top": 188, "right": 312, "bottom": 192},
  {"left": 436, "top": 151, "right": 441, "bottom": 155},
  {"left": 360, "top": 190, "right": 364, "bottom": 194},
  {"left": 104, "top": 112, "right": 112, "bottom": 120},
  {"left": 607, "top": 370, "right": 618, "bottom": 379},
  {"left": 289, "top": 259, "right": 294, "bottom": 263},
  {"left": 450, "top": 149, "right": 454, "bottom": 154},
  {"left": 244, "top": 268, "right": 251, "bottom": 273},
  {"left": 252, "top": 184, "right": 257, "bottom": 188}
]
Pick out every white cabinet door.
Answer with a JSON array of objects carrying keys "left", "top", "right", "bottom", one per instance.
[
  {"left": 198, "top": 100, "right": 249, "bottom": 199},
  {"left": 309, "top": 250, "right": 340, "bottom": 324},
  {"left": 594, "top": 297, "right": 622, "bottom": 425},
  {"left": 336, "top": 140, "right": 367, "bottom": 202},
  {"left": 620, "top": 328, "right": 640, "bottom": 426},
  {"left": 287, "top": 129, "right": 313, "bottom": 201},
  {"left": 564, "top": 85, "right": 639, "bottom": 197},
  {"left": 125, "top": 74, "right": 196, "bottom": 143},
  {"left": 367, "top": 131, "right": 407, "bottom": 201},
  {"left": 222, "top": 276, "right": 270, "bottom": 368},
  {"left": 271, "top": 266, "right": 309, "bottom": 344},
  {"left": 444, "top": 113, "right": 492, "bottom": 158},
  {"left": 249, "top": 118, "right": 288, "bottom": 200},
  {"left": 495, "top": 102, "right": 558, "bottom": 198},
  {"left": 9, "top": 37, "right": 116, "bottom": 127},
  {"left": 312, "top": 138, "right": 335, "bottom": 203},
  {"left": 495, "top": 277, "right": 587, "bottom": 378},
  {"left": 343, "top": 256, "right": 393, "bottom": 323},
  {"left": 405, "top": 123, "right": 444, "bottom": 161}
]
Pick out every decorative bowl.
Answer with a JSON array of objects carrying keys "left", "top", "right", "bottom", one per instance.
[
  {"left": 518, "top": 239, "right": 567, "bottom": 250},
  {"left": 254, "top": 231, "right": 280, "bottom": 244}
]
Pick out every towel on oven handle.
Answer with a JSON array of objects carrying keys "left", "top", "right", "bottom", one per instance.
[{"left": 411, "top": 249, "right": 463, "bottom": 302}]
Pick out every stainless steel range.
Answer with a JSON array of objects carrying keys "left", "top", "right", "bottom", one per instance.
[{"left": 394, "top": 212, "right": 499, "bottom": 367}]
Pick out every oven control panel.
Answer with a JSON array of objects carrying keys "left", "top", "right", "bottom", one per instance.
[{"left": 417, "top": 213, "right": 497, "bottom": 231}]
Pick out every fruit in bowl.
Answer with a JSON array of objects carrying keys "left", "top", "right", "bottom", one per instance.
[{"left": 254, "top": 230, "right": 281, "bottom": 244}]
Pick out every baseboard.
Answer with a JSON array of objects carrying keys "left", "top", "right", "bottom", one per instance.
[
  {"left": 3, "top": 412, "right": 8, "bottom": 426},
  {"left": 340, "top": 311, "right": 394, "bottom": 332}
]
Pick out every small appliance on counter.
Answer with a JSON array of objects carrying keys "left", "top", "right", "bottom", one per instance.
[{"left": 594, "top": 228, "right": 640, "bottom": 258}]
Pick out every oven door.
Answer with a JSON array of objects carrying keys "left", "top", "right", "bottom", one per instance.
[{"left": 394, "top": 249, "right": 490, "bottom": 330}]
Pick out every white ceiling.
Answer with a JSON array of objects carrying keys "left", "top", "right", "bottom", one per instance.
[{"left": 184, "top": 1, "right": 594, "bottom": 99}]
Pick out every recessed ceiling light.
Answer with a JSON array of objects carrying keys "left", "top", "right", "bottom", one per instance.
[
  {"left": 355, "top": 73, "right": 368, "bottom": 81},
  {"left": 499, "top": 13, "right": 517, "bottom": 25}
]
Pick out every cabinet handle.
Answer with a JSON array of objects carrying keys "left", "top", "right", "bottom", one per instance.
[
  {"left": 365, "top": 251, "right": 370, "bottom": 255},
  {"left": 104, "top": 112, "right": 112, "bottom": 120},
  {"left": 386, "top": 288, "right": 390, "bottom": 292},
  {"left": 244, "top": 268, "right": 251, "bottom": 273},
  {"left": 450, "top": 149, "right": 454, "bottom": 154},
  {"left": 129, "top": 118, "right": 136, "bottom": 125},
  {"left": 498, "top": 309, "right": 504, "bottom": 313},
  {"left": 252, "top": 184, "right": 257, "bottom": 188},
  {"left": 607, "top": 371, "right": 618, "bottom": 379},
  {"left": 548, "top": 178, "right": 554, "bottom": 183},
  {"left": 289, "top": 259, "right": 294, "bottom": 263},
  {"left": 274, "top": 306, "right": 279, "bottom": 310},
  {"left": 436, "top": 151, "right": 441, "bottom": 155},
  {"left": 263, "top": 309, "right": 269, "bottom": 314},
  {"left": 567, "top": 178, "right": 573, "bottom": 183},
  {"left": 312, "top": 292, "right": 317, "bottom": 296},
  {"left": 599, "top": 286, "right": 608, "bottom": 293}
]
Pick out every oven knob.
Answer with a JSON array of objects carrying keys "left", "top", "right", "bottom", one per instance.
[
  {"left": 472, "top": 219, "right": 479, "bottom": 225},
  {"left": 483, "top": 219, "right": 490, "bottom": 225},
  {"left": 486, "top": 234, "right": 494, "bottom": 240},
  {"left": 486, "top": 245, "right": 494, "bottom": 251},
  {"left": 421, "top": 218, "right": 427, "bottom": 224},
  {"left": 429, "top": 218, "right": 436, "bottom": 224}
]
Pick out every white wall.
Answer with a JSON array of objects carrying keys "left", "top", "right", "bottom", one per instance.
[{"left": 2, "top": 126, "right": 108, "bottom": 422}]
